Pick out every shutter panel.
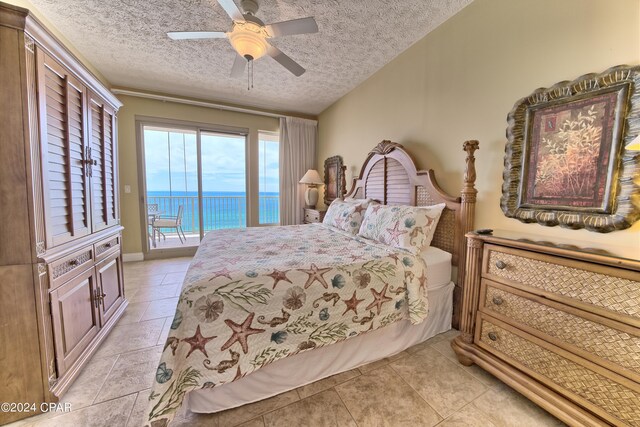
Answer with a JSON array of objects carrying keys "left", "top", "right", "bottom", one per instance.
[
  {"left": 88, "top": 92, "right": 118, "bottom": 230},
  {"left": 39, "top": 52, "right": 90, "bottom": 246},
  {"left": 385, "top": 158, "right": 411, "bottom": 205},
  {"left": 365, "top": 159, "right": 385, "bottom": 203}
]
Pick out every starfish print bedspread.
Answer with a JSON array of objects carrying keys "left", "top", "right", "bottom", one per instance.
[{"left": 146, "top": 223, "right": 430, "bottom": 426}]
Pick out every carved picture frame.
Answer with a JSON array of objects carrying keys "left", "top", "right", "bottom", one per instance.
[
  {"left": 501, "top": 65, "right": 640, "bottom": 232},
  {"left": 324, "top": 155, "right": 346, "bottom": 205}
]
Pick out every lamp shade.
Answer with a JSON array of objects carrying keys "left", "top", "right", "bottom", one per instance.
[{"left": 299, "top": 169, "right": 323, "bottom": 185}]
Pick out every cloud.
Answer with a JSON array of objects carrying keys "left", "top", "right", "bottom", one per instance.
[{"left": 143, "top": 128, "right": 279, "bottom": 194}]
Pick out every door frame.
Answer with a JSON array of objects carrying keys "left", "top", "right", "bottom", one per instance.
[{"left": 135, "top": 116, "right": 249, "bottom": 259}]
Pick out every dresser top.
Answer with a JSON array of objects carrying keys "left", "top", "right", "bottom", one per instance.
[{"left": 467, "top": 230, "right": 640, "bottom": 271}]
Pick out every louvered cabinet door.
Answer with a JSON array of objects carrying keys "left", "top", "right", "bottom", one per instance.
[
  {"left": 88, "top": 92, "right": 118, "bottom": 231},
  {"left": 37, "top": 51, "right": 91, "bottom": 247}
]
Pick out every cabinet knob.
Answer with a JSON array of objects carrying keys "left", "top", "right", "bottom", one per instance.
[
  {"left": 495, "top": 260, "right": 507, "bottom": 270},
  {"left": 492, "top": 296, "right": 503, "bottom": 306},
  {"left": 488, "top": 332, "right": 498, "bottom": 341}
]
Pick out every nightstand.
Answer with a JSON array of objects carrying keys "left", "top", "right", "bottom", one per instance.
[{"left": 303, "top": 208, "right": 326, "bottom": 224}]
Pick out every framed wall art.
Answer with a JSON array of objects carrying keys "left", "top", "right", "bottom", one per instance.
[
  {"left": 501, "top": 65, "right": 640, "bottom": 232},
  {"left": 324, "top": 155, "right": 346, "bottom": 205}
]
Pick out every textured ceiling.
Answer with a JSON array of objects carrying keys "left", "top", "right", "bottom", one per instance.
[{"left": 29, "top": 0, "right": 472, "bottom": 115}]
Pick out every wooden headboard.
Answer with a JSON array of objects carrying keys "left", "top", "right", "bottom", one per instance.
[{"left": 345, "top": 140, "right": 479, "bottom": 327}]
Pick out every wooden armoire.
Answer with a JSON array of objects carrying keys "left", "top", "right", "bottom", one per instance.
[{"left": 0, "top": 3, "right": 126, "bottom": 423}]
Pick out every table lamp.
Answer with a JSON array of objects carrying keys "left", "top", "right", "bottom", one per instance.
[{"left": 299, "top": 169, "right": 323, "bottom": 208}]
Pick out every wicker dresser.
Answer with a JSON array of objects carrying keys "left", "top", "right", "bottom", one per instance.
[{"left": 452, "top": 231, "right": 640, "bottom": 427}]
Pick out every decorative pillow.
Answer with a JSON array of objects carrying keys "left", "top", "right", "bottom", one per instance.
[
  {"left": 358, "top": 203, "right": 446, "bottom": 254},
  {"left": 344, "top": 197, "right": 377, "bottom": 204},
  {"left": 322, "top": 199, "right": 373, "bottom": 234}
]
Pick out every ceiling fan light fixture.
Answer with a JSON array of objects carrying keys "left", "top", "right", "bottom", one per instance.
[{"left": 228, "top": 21, "right": 269, "bottom": 61}]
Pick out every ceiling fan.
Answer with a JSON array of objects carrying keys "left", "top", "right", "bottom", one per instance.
[{"left": 167, "top": 0, "right": 318, "bottom": 85}]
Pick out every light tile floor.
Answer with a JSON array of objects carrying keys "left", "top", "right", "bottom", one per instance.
[{"left": 9, "top": 257, "right": 564, "bottom": 427}]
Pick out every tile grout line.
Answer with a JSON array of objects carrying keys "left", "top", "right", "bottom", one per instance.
[
  {"left": 428, "top": 343, "right": 498, "bottom": 390},
  {"left": 433, "top": 389, "right": 492, "bottom": 426},
  {"left": 91, "top": 353, "right": 122, "bottom": 405},
  {"left": 387, "top": 349, "right": 449, "bottom": 423},
  {"left": 332, "top": 386, "right": 362, "bottom": 427},
  {"left": 124, "top": 390, "right": 147, "bottom": 427},
  {"left": 297, "top": 369, "right": 362, "bottom": 399}
]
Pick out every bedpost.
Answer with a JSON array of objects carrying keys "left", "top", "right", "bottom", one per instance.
[{"left": 453, "top": 140, "right": 479, "bottom": 329}]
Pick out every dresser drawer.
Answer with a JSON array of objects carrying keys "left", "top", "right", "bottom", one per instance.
[
  {"left": 481, "top": 280, "right": 640, "bottom": 383},
  {"left": 94, "top": 234, "right": 120, "bottom": 262},
  {"left": 48, "top": 246, "right": 94, "bottom": 289},
  {"left": 476, "top": 315, "right": 640, "bottom": 426},
  {"left": 482, "top": 244, "right": 640, "bottom": 326}
]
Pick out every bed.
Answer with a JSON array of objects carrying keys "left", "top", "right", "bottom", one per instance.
[{"left": 145, "top": 140, "right": 479, "bottom": 426}]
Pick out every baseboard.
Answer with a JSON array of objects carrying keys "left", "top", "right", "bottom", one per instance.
[{"left": 123, "top": 252, "right": 144, "bottom": 262}]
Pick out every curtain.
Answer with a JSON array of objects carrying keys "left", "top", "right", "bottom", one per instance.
[{"left": 279, "top": 117, "right": 318, "bottom": 225}]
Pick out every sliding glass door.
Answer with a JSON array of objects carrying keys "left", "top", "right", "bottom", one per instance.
[
  {"left": 144, "top": 126, "right": 201, "bottom": 249},
  {"left": 142, "top": 125, "right": 248, "bottom": 251},
  {"left": 200, "top": 131, "right": 247, "bottom": 231}
]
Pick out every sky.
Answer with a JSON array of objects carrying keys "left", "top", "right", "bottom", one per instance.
[{"left": 143, "top": 129, "right": 279, "bottom": 194}]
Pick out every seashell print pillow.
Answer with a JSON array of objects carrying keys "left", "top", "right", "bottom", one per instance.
[
  {"left": 322, "top": 199, "right": 373, "bottom": 234},
  {"left": 358, "top": 203, "right": 446, "bottom": 254}
]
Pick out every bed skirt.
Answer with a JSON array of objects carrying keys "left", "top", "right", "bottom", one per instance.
[{"left": 186, "top": 280, "right": 454, "bottom": 414}]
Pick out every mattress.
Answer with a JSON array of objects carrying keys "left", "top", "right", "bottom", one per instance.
[
  {"left": 146, "top": 224, "right": 432, "bottom": 425},
  {"left": 420, "top": 246, "right": 452, "bottom": 290},
  {"left": 186, "top": 280, "right": 454, "bottom": 414}
]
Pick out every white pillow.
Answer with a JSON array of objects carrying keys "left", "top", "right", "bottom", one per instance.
[
  {"left": 358, "top": 203, "right": 446, "bottom": 254},
  {"left": 322, "top": 199, "right": 372, "bottom": 234}
]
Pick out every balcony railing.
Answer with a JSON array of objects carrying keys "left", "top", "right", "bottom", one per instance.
[{"left": 147, "top": 195, "right": 279, "bottom": 234}]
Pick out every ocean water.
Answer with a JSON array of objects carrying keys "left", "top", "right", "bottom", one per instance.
[{"left": 147, "top": 191, "right": 279, "bottom": 231}]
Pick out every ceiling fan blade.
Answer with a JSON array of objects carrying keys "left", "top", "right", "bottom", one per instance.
[
  {"left": 265, "top": 17, "right": 318, "bottom": 37},
  {"left": 217, "top": 0, "right": 244, "bottom": 22},
  {"left": 266, "top": 44, "right": 305, "bottom": 77},
  {"left": 167, "top": 31, "right": 227, "bottom": 40},
  {"left": 230, "top": 54, "right": 246, "bottom": 78}
]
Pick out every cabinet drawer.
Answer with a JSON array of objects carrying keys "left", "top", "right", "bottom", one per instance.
[
  {"left": 482, "top": 244, "right": 640, "bottom": 326},
  {"left": 94, "top": 234, "right": 120, "bottom": 262},
  {"left": 476, "top": 315, "right": 640, "bottom": 427},
  {"left": 481, "top": 281, "right": 640, "bottom": 383},
  {"left": 48, "top": 247, "right": 94, "bottom": 289}
]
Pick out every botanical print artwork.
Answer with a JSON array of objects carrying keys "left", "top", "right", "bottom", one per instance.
[
  {"left": 523, "top": 91, "right": 619, "bottom": 209},
  {"left": 327, "top": 165, "right": 338, "bottom": 199},
  {"left": 145, "top": 223, "right": 429, "bottom": 426},
  {"left": 501, "top": 65, "right": 640, "bottom": 232}
]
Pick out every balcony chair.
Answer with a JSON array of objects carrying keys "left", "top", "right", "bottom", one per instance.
[
  {"left": 147, "top": 203, "right": 161, "bottom": 247},
  {"left": 151, "top": 205, "right": 187, "bottom": 244}
]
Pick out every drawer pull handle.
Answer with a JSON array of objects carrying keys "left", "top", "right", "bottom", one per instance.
[
  {"left": 105, "top": 242, "right": 112, "bottom": 248},
  {"left": 488, "top": 332, "right": 498, "bottom": 341},
  {"left": 68, "top": 259, "right": 78, "bottom": 266},
  {"left": 495, "top": 260, "right": 507, "bottom": 270},
  {"left": 492, "top": 296, "right": 503, "bottom": 306}
]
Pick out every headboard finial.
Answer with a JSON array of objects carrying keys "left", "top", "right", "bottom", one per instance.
[
  {"left": 462, "top": 140, "right": 480, "bottom": 190},
  {"left": 370, "top": 140, "right": 402, "bottom": 155}
]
